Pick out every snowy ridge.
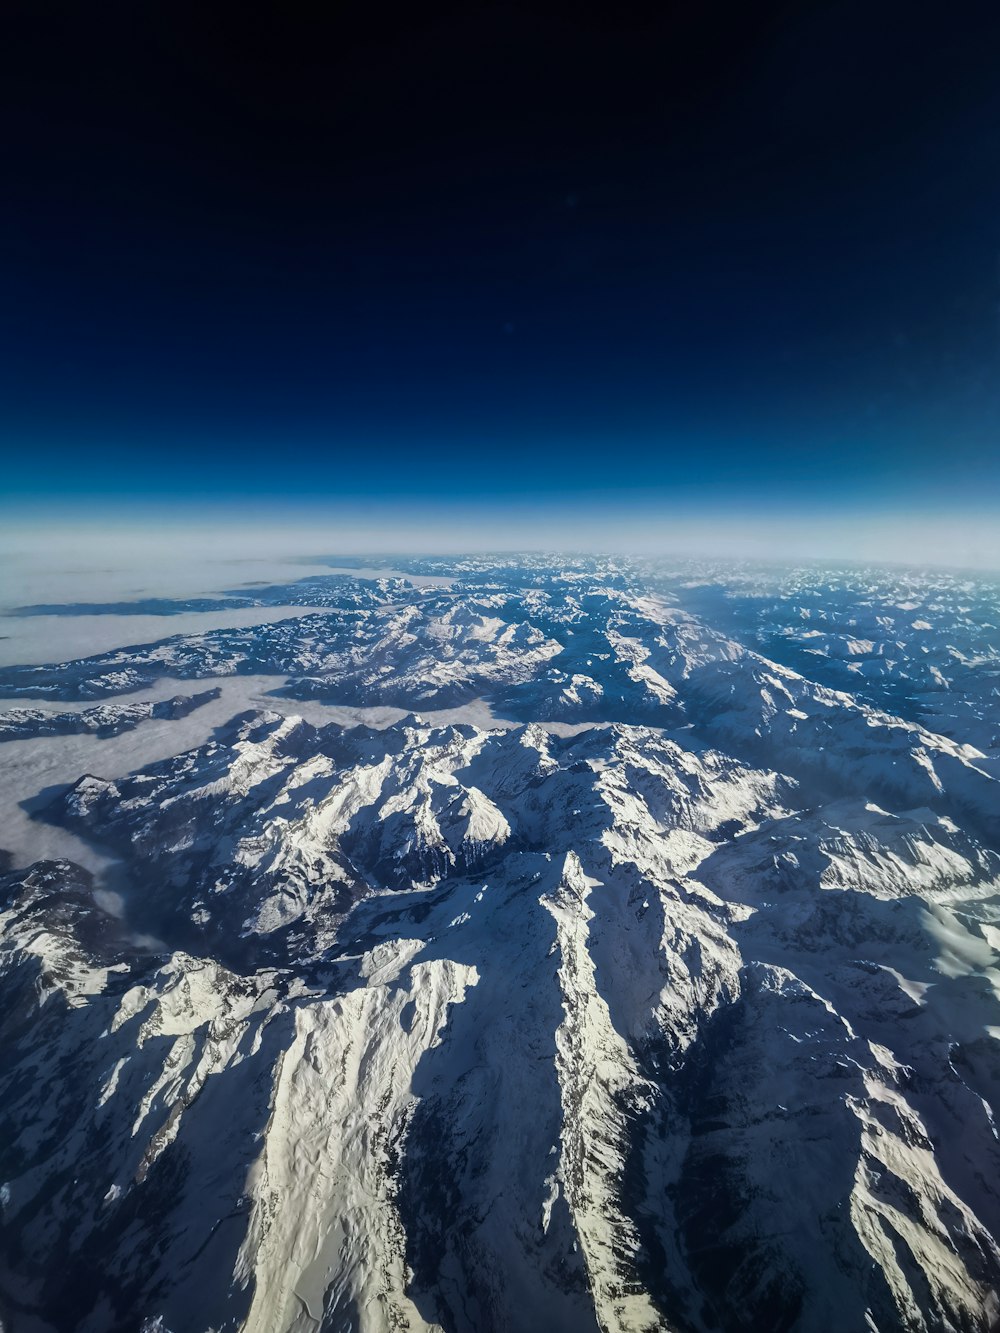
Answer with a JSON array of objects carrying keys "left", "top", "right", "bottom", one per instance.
[{"left": 0, "top": 689, "right": 222, "bottom": 742}]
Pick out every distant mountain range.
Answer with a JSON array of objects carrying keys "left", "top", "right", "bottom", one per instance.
[{"left": 1, "top": 555, "right": 998, "bottom": 1332}]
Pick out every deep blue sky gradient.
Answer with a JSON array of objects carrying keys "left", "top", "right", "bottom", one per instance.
[{"left": 2, "top": 1, "right": 999, "bottom": 513}]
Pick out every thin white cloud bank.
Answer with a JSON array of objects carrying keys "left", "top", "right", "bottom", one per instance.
[{"left": 1, "top": 495, "right": 999, "bottom": 578}]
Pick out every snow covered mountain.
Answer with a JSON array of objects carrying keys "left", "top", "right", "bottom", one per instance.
[
  {"left": 0, "top": 555, "right": 998, "bottom": 1332},
  {"left": 0, "top": 690, "right": 221, "bottom": 743}
]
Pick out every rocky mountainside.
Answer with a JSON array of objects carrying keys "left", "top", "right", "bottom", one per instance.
[{"left": 0, "top": 556, "right": 998, "bottom": 1333}]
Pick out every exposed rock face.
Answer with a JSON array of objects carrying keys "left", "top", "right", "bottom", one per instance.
[{"left": 1, "top": 556, "right": 998, "bottom": 1332}]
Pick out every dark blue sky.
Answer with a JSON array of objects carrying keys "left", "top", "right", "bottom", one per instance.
[{"left": 2, "top": 1, "right": 1000, "bottom": 512}]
